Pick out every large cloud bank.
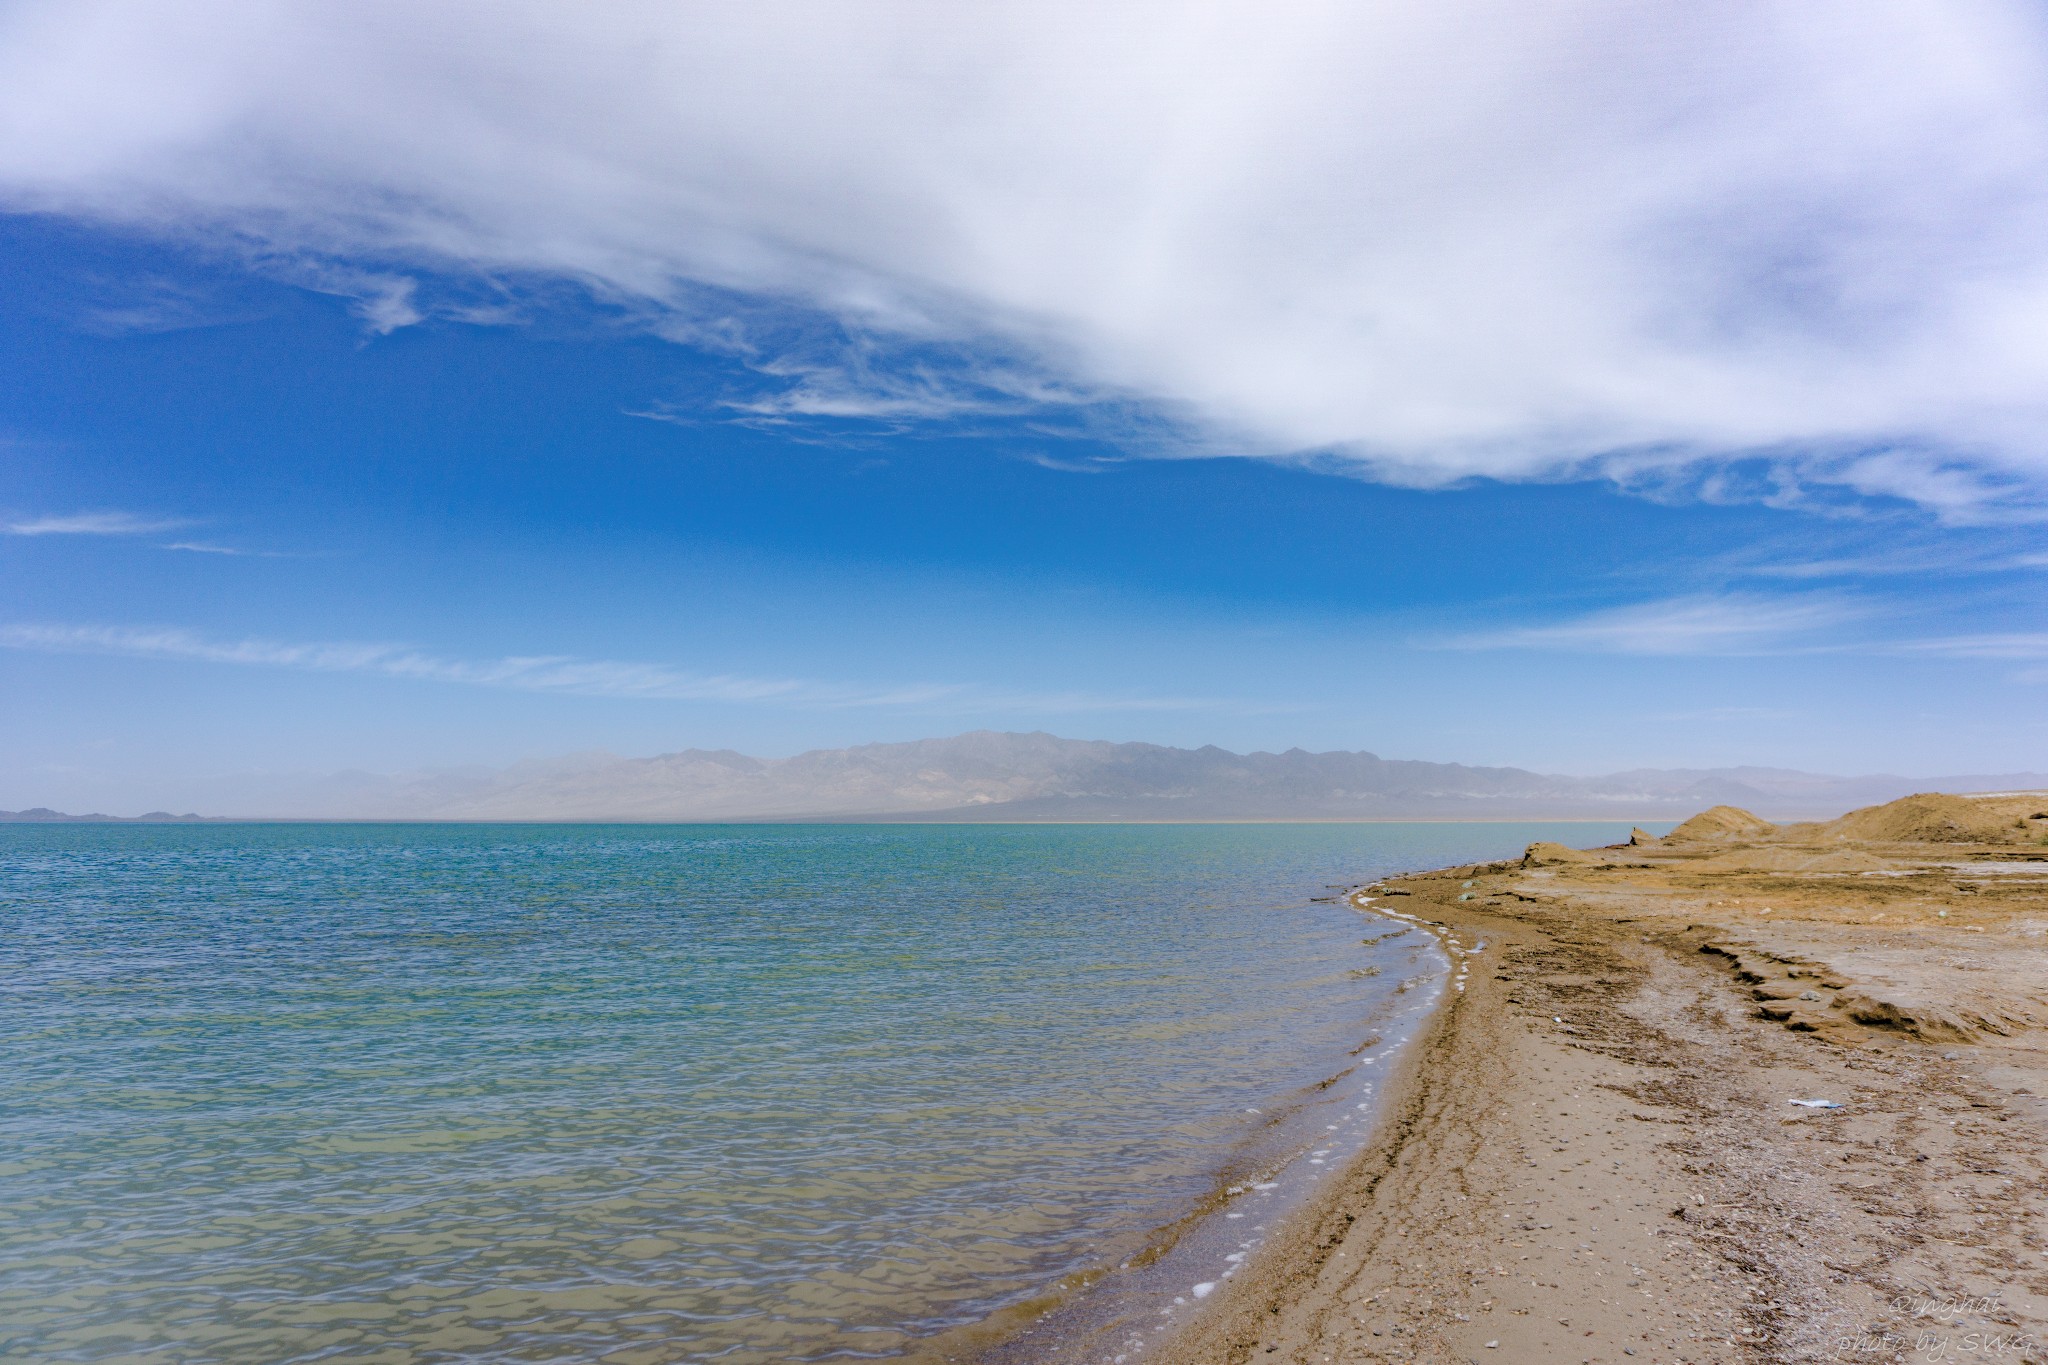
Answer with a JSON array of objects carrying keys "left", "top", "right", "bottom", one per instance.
[{"left": 5, "top": 0, "right": 2048, "bottom": 513}]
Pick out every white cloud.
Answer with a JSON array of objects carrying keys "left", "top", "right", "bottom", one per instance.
[
  {"left": 3, "top": 513, "right": 270, "bottom": 553},
  {"left": 4, "top": 511, "right": 189, "bottom": 536},
  {"left": 1888, "top": 632, "right": 2048, "bottom": 659},
  {"left": 6, "top": 3, "right": 2048, "bottom": 514},
  {"left": 1439, "top": 592, "right": 2048, "bottom": 661},
  {"left": 161, "top": 541, "right": 279, "bottom": 556},
  {"left": 294, "top": 267, "right": 422, "bottom": 335},
  {"left": 1016, "top": 452, "right": 1117, "bottom": 475},
  {"left": 1438, "top": 594, "right": 1861, "bottom": 656},
  {"left": 1725, "top": 542, "right": 2032, "bottom": 581},
  {"left": 0, "top": 622, "right": 1230, "bottom": 713},
  {"left": 75, "top": 275, "right": 263, "bottom": 335}
]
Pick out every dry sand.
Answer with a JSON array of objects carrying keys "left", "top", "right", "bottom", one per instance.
[{"left": 1146, "top": 793, "right": 2048, "bottom": 1364}]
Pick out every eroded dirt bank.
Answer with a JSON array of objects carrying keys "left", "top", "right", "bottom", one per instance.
[{"left": 1150, "top": 793, "right": 2048, "bottom": 1364}]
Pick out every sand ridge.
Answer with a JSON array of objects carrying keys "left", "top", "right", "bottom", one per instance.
[{"left": 1146, "top": 792, "right": 2048, "bottom": 1364}]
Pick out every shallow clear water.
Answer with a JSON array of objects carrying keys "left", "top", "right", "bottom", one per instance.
[{"left": 0, "top": 821, "right": 1634, "bottom": 1364}]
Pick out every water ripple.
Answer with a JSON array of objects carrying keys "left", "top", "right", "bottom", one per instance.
[{"left": 0, "top": 821, "right": 1621, "bottom": 1362}]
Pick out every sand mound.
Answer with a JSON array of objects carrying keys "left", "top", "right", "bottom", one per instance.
[
  {"left": 1665, "top": 805, "right": 1776, "bottom": 843},
  {"left": 1819, "top": 792, "right": 2048, "bottom": 845},
  {"left": 1523, "top": 841, "right": 1601, "bottom": 866},
  {"left": 1689, "top": 846, "right": 1893, "bottom": 874}
]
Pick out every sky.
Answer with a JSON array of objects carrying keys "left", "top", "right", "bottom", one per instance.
[{"left": 2, "top": 0, "right": 2047, "bottom": 813}]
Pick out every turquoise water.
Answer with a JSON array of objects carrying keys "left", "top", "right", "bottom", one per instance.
[{"left": 0, "top": 821, "right": 1633, "bottom": 1364}]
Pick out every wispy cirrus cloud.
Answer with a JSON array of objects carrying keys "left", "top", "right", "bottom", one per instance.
[
  {"left": 74, "top": 275, "right": 267, "bottom": 336},
  {"left": 1721, "top": 544, "right": 2008, "bottom": 582},
  {"left": 1684, "top": 527, "right": 2048, "bottom": 588},
  {"left": 1434, "top": 594, "right": 1862, "bottom": 657},
  {"left": 1890, "top": 630, "right": 2048, "bottom": 684},
  {"left": 161, "top": 541, "right": 285, "bottom": 557},
  {"left": 1887, "top": 633, "right": 2048, "bottom": 660},
  {"left": 1016, "top": 451, "right": 1120, "bottom": 475},
  {"left": 717, "top": 357, "right": 1075, "bottom": 428},
  {"left": 4, "top": 511, "right": 190, "bottom": 537},
  {"left": 0, "top": 622, "right": 932, "bottom": 706},
  {"left": 0, "top": 622, "right": 1238, "bottom": 714},
  {"left": 1435, "top": 592, "right": 2048, "bottom": 668},
  {"left": 4, "top": 512, "right": 282, "bottom": 555}
]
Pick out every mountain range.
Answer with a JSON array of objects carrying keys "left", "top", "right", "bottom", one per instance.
[{"left": 12, "top": 731, "right": 2043, "bottom": 821}]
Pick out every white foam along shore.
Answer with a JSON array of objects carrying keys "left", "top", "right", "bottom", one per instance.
[{"left": 965, "top": 886, "right": 1450, "bottom": 1365}]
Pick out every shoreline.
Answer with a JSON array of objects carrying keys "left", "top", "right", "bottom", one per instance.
[
  {"left": 1141, "top": 798, "right": 2048, "bottom": 1363},
  {"left": 1, "top": 815, "right": 1710, "bottom": 825},
  {"left": 929, "top": 895, "right": 1455, "bottom": 1365}
]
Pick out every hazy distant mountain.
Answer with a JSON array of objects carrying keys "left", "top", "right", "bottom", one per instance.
[
  {"left": 0, "top": 808, "right": 216, "bottom": 823},
  {"left": 19, "top": 731, "right": 2034, "bottom": 822}
]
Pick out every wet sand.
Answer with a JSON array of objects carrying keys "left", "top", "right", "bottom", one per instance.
[{"left": 1148, "top": 794, "right": 2048, "bottom": 1364}]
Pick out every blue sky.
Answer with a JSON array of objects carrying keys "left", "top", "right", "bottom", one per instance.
[{"left": 3, "top": 3, "right": 2046, "bottom": 811}]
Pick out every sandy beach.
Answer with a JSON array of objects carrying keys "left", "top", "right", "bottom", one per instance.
[{"left": 1150, "top": 793, "right": 2048, "bottom": 1364}]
